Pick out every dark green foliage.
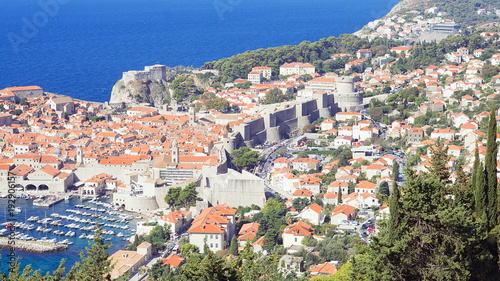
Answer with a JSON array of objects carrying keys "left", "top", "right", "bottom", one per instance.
[
  {"left": 379, "top": 181, "right": 390, "bottom": 197},
  {"left": 230, "top": 147, "right": 260, "bottom": 171},
  {"left": 475, "top": 162, "right": 487, "bottom": 222},
  {"left": 229, "top": 235, "right": 238, "bottom": 256},
  {"left": 149, "top": 259, "right": 175, "bottom": 281},
  {"left": 314, "top": 235, "right": 350, "bottom": 264},
  {"left": 19, "top": 98, "right": 28, "bottom": 105},
  {"left": 337, "top": 185, "right": 342, "bottom": 206},
  {"left": 202, "top": 35, "right": 399, "bottom": 83},
  {"left": 297, "top": 151, "right": 309, "bottom": 159},
  {"left": 66, "top": 227, "right": 113, "bottom": 281},
  {"left": 387, "top": 181, "right": 401, "bottom": 243},
  {"left": 169, "top": 76, "right": 203, "bottom": 102},
  {"left": 180, "top": 243, "right": 200, "bottom": 259},
  {"left": 256, "top": 198, "right": 287, "bottom": 249},
  {"left": 428, "top": 139, "right": 450, "bottom": 183},
  {"left": 164, "top": 183, "right": 199, "bottom": 209},
  {"left": 292, "top": 197, "right": 310, "bottom": 211},
  {"left": 485, "top": 107, "right": 498, "bottom": 229},
  {"left": 145, "top": 224, "right": 171, "bottom": 251},
  {"left": 392, "top": 161, "right": 399, "bottom": 180},
  {"left": 471, "top": 142, "right": 480, "bottom": 193},
  {"left": 205, "top": 97, "right": 230, "bottom": 112},
  {"left": 164, "top": 186, "right": 182, "bottom": 208},
  {"left": 262, "top": 88, "right": 292, "bottom": 105}
]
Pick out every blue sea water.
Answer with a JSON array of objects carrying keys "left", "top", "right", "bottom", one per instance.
[
  {"left": 0, "top": 197, "right": 139, "bottom": 276},
  {"left": 0, "top": 0, "right": 398, "bottom": 103}
]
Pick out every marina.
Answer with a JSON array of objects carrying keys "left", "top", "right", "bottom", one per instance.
[{"left": 0, "top": 196, "right": 139, "bottom": 274}]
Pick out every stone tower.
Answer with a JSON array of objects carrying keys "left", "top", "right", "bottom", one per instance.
[
  {"left": 76, "top": 145, "right": 83, "bottom": 165},
  {"left": 189, "top": 104, "right": 196, "bottom": 127},
  {"left": 171, "top": 139, "right": 179, "bottom": 164}
]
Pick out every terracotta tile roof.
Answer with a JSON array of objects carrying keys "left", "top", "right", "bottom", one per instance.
[
  {"left": 310, "top": 262, "right": 337, "bottom": 275},
  {"left": 162, "top": 254, "right": 184, "bottom": 268}
]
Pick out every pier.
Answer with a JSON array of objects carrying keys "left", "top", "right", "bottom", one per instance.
[
  {"left": 0, "top": 238, "right": 67, "bottom": 253},
  {"left": 33, "top": 197, "right": 64, "bottom": 207}
]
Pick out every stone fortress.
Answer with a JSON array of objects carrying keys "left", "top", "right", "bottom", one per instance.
[
  {"left": 333, "top": 76, "right": 364, "bottom": 112},
  {"left": 222, "top": 76, "right": 363, "bottom": 153},
  {"left": 122, "top": 64, "right": 167, "bottom": 84}
]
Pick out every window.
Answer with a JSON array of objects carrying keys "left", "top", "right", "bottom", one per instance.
[
  {"left": 210, "top": 235, "right": 213, "bottom": 239},
  {"left": 295, "top": 238, "right": 297, "bottom": 242},
  {"left": 210, "top": 243, "right": 213, "bottom": 248},
  {"left": 216, "top": 243, "right": 218, "bottom": 248}
]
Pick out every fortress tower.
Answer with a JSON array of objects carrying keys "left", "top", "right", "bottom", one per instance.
[
  {"left": 122, "top": 64, "right": 167, "bottom": 84},
  {"left": 334, "top": 76, "right": 363, "bottom": 112}
]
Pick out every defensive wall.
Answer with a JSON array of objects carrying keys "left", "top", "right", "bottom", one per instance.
[{"left": 225, "top": 91, "right": 340, "bottom": 151}]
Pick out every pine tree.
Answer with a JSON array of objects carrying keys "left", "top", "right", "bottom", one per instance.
[
  {"left": 229, "top": 235, "right": 238, "bottom": 256},
  {"left": 475, "top": 163, "right": 488, "bottom": 223},
  {"left": 485, "top": 107, "right": 498, "bottom": 230},
  {"left": 66, "top": 227, "right": 113, "bottom": 281},
  {"left": 388, "top": 181, "right": 401, "bottom": 243}
]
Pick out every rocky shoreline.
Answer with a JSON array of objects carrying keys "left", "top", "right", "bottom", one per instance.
[{"left": 0, "top": 238, "right": 68, "bottom": 253}]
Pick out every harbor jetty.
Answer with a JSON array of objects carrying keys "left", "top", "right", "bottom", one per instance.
[
  {"left": 0, "top": 238, "right": 68, "bottom": 253},
  {"left": 33, "top": 196, "right": 64, "bottom": 207}
]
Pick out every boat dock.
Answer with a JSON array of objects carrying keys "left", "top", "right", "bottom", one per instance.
[
  {"left": 0, "top": 237, "right": 67, "bottom": 253},
  {"left": 33, "top": 197, "right": 64, "bottom": 207}
]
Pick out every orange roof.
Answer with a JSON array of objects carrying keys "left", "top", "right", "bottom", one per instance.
[
  {"left": 303, "top": 203, "right": 323, "bottom": 214},
  {"left": 283, "top": 221, "right": 314, "bottom": 237},
  {"left": 356, "top": 180, "right": 376, "bottom": 189},
  {"left": 293, "top": 188, "right": 313, "bottom": 197},
  {"left": 310, "top": 262, "right": 337, "bottom": 275},
  {"left": 162, "top": 254, "right": 184, "bottom": 268}
]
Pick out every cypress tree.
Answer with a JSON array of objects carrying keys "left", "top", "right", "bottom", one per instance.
[
  {"left": 338, "top": 184, "right": 342, "bottom": 206},
  {"left": 229, "top": 235, "right": 238, "bottom": 256},
  {"left": 475, "top": 163, "right": 488, "bottom": 223},
  {"left": 485, "top": 107, "right": 498, "bottom": 229},
  {"left": 428, "top": 138, "right": 450, "bottom": 184},
  {"left": 471, "top": 142, "right": 480, "bottom": 190},
  {"left": 388, "top": 181, "right": 401, "bottom": 243}
]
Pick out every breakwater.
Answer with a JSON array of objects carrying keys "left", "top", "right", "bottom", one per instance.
[{"left": 0, "top": 238, "right": 67, "bottom": 253}]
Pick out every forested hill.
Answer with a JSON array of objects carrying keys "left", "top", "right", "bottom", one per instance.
[{"left": 201, "top": 36, "right": 402, "bottom": 83}]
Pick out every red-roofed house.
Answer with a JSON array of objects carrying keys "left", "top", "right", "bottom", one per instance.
[
  {"left": 330, "top": 204, "right": 356, "bottom": 225},
  {"left": 159, "top": 210, "right": 192, "bottom": 234},
  {"left": 292, "top": 158, "right": 320, "bottom": 172},
  {"left": 187, "top": 205, "right": 236, "bottom": 253},
  {"left": 299, "top": 203, "right": 325, "bottom": 225},
  {"left": 355, "top": 180, "right": 376, "bottom": 194},
  {"left": 162, "top": 254, "right": 185, "bottom": 269},
  {"left": 282, "top": 221, "right": 315, "bottom": 248},
  {"left": 310, "top": 262, "right": 337, "bottom": 276},
  {"left": 237, "top": 222, "right": 260, "bottom": 246}
]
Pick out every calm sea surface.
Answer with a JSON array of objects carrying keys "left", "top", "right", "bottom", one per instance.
[
  {"left": 0, "top": 0, "right": 398, "bottom": 275},
  {"left": 1, "top": 0, "right": 398, "bottom": 103}
]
